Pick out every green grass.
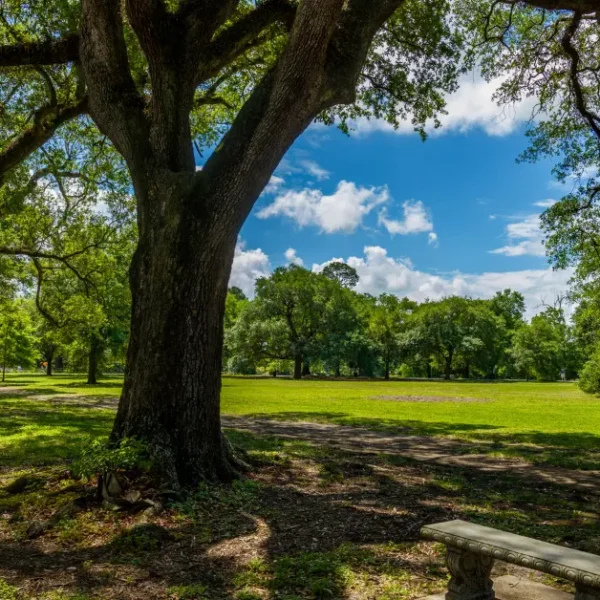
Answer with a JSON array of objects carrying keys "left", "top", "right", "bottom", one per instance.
[
  {"left": 1, "top": 373, "right": 599, "bottom": 468},
  {"left": 1, "top": 373, "right": 600, "bottom": 599}
]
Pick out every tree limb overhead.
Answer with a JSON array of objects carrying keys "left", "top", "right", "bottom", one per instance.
[{"left": 0, "top": 34, "right": 79, "bottom": 67}]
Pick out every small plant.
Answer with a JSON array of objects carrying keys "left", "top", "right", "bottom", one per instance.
[
  {"left": 167, "top": 583, "right": 208, "bottom": 599},
  {"left": 235, "top": 591, "right": 263, "bottom": 600},
  {"left": 73, "top": 437, "right": 150, "bottom": 482},
  {"left": 112, "top": 524, "right": 172, "bottom": 552},
  {"left": 0, "top": 578, "right": 18, "bottom": 600}
]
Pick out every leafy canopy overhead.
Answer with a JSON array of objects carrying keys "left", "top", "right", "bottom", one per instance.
[{"left": 0, "top": 0, "right": 463, "bottom": 185}]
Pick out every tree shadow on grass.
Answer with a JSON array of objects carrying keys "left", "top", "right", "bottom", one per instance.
[
  {"left": 1, "top": 427, "right": 600, "bottom": 599},
  {"left": 229, "top": 412, "right": 600, "bottom": 471},
  {"left": 54, "top": 381, "right": 123, "bottom": 389},
  {"left": 0, "top": 405, "right": 114, "bottom": 467}
]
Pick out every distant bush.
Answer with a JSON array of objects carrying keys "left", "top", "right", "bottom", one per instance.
[{"left": 579, "top": 348, "right": 600, "bottom": 395}]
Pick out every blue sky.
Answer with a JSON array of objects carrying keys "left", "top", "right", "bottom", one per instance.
[{"left": 228, "top": 75, "right": 574, "bottom": 317}]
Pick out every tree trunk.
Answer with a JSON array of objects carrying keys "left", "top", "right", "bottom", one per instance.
[
  {"left": 293, "top": 355, "right": 302, "bottom": 380},
  {"left": 426, "top": 363, "right": 432, "bottom": 379},
  {"left": 1, "top": 347, "right": 5, "bottom": 383},
  {"left": 384, "top": 361, "right": 390, "bottom": 381},
  {"left": 335, "top": 364, "right": 341, "bottom": 378},
  {"left": 111, "top": 211, "right": 244, "bottom": 487},
  {"left": 444, "top": 356, "right": 452, "bottom": 380},
  {"left": 87, "top": 336, "right": 99, "bottom": 385},
  {"left": 46, "top": 348, "right": 54, "bottom": 376},
  {"left": 464, "top": 363, "right": 470, "bottom": 379},
  {"left": 302, "top": 361, "right": 310, "bottom": 376}
]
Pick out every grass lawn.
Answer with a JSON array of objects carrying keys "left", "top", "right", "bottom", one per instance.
[
  {"left": 1, "top": 373, "right": 599, "bottom": 468},
  {"left": 1, "top": 373, "right": 599, "bottom": 599}
]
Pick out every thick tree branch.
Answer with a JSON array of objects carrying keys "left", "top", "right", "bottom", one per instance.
[
  {"left": 32, "top": 258, "right": 59, "bottom": 327},
  {"left": 324, "top": 0, "right": 407, "bottom": 105},
  {"left": 0, "top": 34, "right": 79, "bottom": 67},
  {"left": 0, "top": 97, "right": 88, "bottom": 186},
  {"left": 197, "top": 0, "right": 296, "bottom": 84},
  {"left": 80, "top": 0, "right": 149, "bottom": 171},
  {"left": 510, "top": 0, "right": 599, "bottom": 12},
  {"left": 200, "top": 0, "right": 345, "bottom": 228},
  {"left": 561, "top": 12, "right": 600, "bottom": 140}
]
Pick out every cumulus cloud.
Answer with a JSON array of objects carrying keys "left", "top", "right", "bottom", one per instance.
[
  {"left": 230, "top": 240, "right": 271, "bottom": 297},
  {"left": 378, "top": 200, "right": 434, "bottom": 236},
  {"left": 428, "top": 232, "right": 439, "bottom": 247},
  {"left": 313, "top": 245, "right": 571, "bottom": 319},
  {"left": 275, "top": 157, "right": 330, "bottom": 182},
  {"left": 265, "top": 175, "right": 285, "bottom": 194},
  {"left": 285, "top": 247, "right": 304, "bottom": 266},
  {"left": 257, "top": 180, "right": 390, "bottom": 233},
  {"left": 534, "top": 199, "right": 556, "bottom": 208},
  {"left": 298, "top": 159, "right": 330, "bottom": 181},
  {"left": 489, "top": 214, "right": 545, "bottom": 257},
  {"left": 355, "top": 73, "right": 537, "bottom": 138}
]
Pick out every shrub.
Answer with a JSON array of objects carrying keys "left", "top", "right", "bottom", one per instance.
[
  {"left": 579, "top": 349, "right": 600, "bottom": 395},
  {"left": 73, "top": 438, "right": 150, "bottom": 481}
]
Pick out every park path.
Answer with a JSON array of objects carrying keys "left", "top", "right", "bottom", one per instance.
[{"left": 222, "top": 415, "right": 600, "bottom": 494}]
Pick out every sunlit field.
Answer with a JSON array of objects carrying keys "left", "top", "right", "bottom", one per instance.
[{"left": 1, "top": 373, "right": 598, "bottom": 468}]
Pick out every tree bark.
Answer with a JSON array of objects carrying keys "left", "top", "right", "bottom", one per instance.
[
  {"left": 293, "top": 355, "right": 302, "bottom": 380},
  {"left": 384, "top": 360, "right": 390, "bottom": 380},
  {"left": 444, "top": 355, "right": 453, "bottom": 380},
  {"left": 87, "top": 336, "right": 99, "bottom": 385},
  {"left": 46, "top": 348, "right": 54, "bottom": 376},
  {"left": 111, "top": 189, "right": 245, "bottom": 486}
]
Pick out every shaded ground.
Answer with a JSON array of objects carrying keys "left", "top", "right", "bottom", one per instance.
[
  {"left": 223, "top": 416, "right": 600, "bottom": 494},
  {"left": 1, "top": 378, "right": 600, "bottom": 599},
  {"left": 2, "top": 421, "right": 600, "bottom": 599},
  {"left": 370, "top": 395, "right": 490, "bottom": 403}
]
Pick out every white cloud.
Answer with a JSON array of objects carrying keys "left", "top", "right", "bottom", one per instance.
[
  {"left": 534, "top": 199, "right": 556, "bottom": 208},
  {"left": 265, "top": 175, "right": 285, "bottom": 194},
  {"left": 284, "top": 247, "right": 304, "bottom": 266},
  {"left": 428, "top": 232, "right": 439, "bottom": 247},
  {"left": 299, "top": 159, "right": 330, "bottom": 181},
  {"left": 230, "top": 240, "right": 271, "bottom": 298},
  {"left": 275, "top": 157, "right": 330, "bottom": 181},
  {"left": 355, "top": 73, "right": 537, "bottom": 138},
  {"left": 378, "top": 200, "right": 434, "bottom": 236},
  {"left": 257, "top": 180, "right": 389, "bottom": 233},
  {"left": 313, "top": 245, "right": 572, "bottom": 319},
  {"left": 490, "top": 214, "right": 545, "bottom": 257}
]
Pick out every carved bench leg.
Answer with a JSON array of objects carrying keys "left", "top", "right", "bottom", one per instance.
[
  {"left": 575, "top": 584, "right": 600, "bottom": 600},
  {"left": 446, "top": 548, "right": 495, "bottom": 600}
]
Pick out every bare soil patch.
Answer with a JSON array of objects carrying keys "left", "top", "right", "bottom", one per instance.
[{"left": 370, "top": 394, "right": 490, "bottom": 403}]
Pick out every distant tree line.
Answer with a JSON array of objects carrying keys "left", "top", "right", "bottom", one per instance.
[{"left": 224, "top": 263, "right": 582, "bottom": 382}]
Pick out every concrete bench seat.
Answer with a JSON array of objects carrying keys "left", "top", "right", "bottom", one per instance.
[{"left": 421, "top": 520, "right": 600, "bottom": 600}]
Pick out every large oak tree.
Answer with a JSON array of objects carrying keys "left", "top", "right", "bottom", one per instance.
[
  {"left": 0, "top": 0, "right": 463, "bottom": 487},
  {"left": 2, "top": 0, "right": 592, "bottom": 486}
]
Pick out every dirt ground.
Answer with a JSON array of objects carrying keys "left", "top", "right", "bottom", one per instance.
[{"left": 1, "top": 409, "right": 599, "bottom": 599}]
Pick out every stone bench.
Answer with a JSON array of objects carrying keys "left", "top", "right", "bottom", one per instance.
[{"left": 421, "top": 520, "right": 600, "bottom": 600}]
